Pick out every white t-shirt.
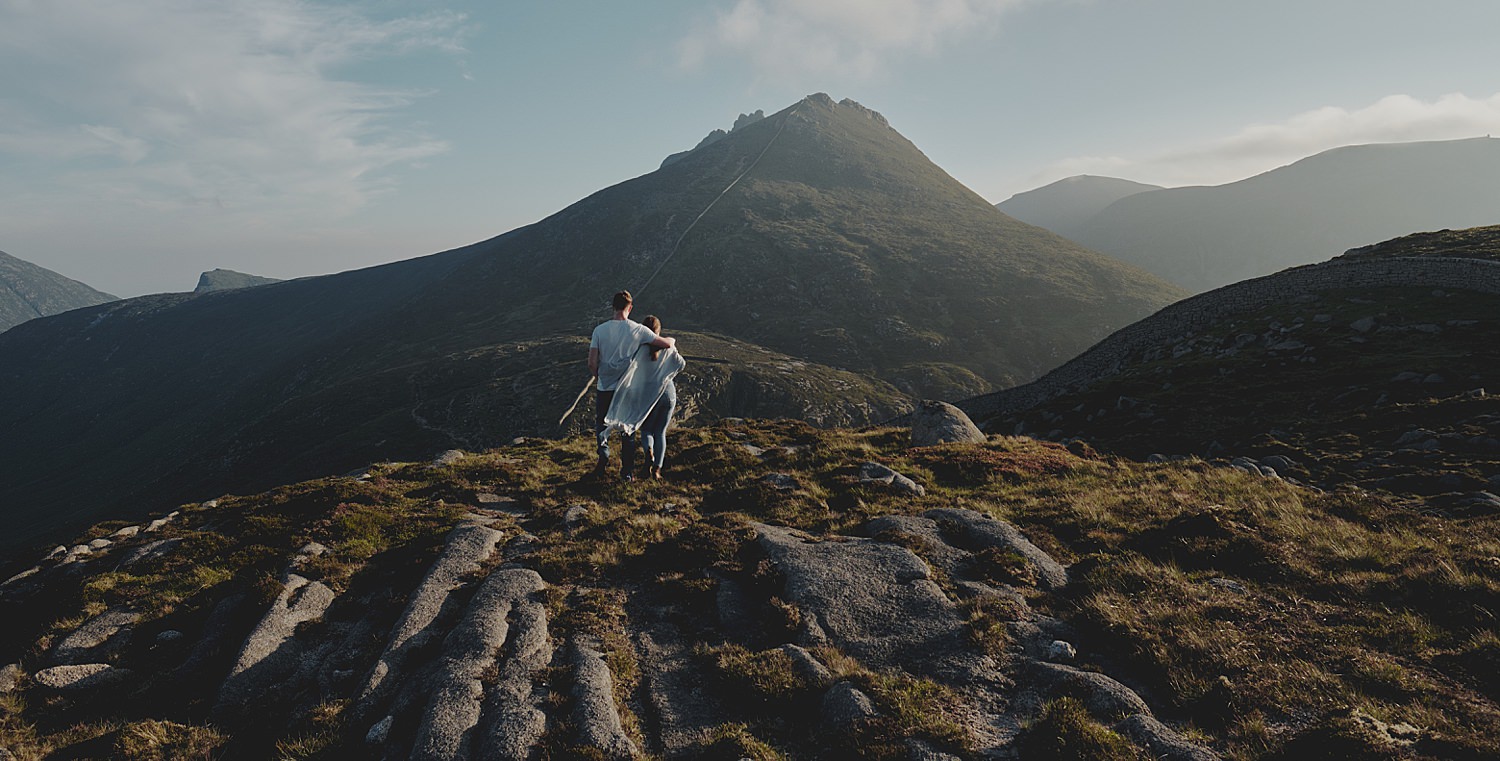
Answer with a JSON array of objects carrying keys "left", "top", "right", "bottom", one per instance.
[{"left": 590, "top": 318, "right": 658, "bottom": 391}]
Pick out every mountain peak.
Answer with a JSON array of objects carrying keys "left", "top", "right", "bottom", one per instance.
[{"left": 193, "top": 268, "right": 281, "bottom": 294}]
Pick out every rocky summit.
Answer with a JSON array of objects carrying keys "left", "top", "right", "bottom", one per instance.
[
  {"left": 0, "top": 417, "right": 1495, "bottom": 760},
  {"left": 0, "top": 93, "right": 1181, "bottom": 552},
  {"left": 0, "top": 250, "right": 115, "bottom": 332}
]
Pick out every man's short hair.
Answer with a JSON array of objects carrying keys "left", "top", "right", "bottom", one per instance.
[{"left": 612, "top": 290, "right": 633, "bottom": 311}]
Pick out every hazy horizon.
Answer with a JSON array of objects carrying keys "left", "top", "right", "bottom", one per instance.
[{"left": 4, "top": 0, "right": 1500, "bottom": 297}]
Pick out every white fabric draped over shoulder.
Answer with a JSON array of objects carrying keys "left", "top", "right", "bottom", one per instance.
[{"left": 604, "top": 345, "right": 686, "bottom": 435}]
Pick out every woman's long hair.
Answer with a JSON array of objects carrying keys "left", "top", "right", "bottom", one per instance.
[{"left": 642, "top": 315, "right": 664, "bottom": 361}]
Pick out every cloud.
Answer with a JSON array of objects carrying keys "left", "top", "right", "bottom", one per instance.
[
  {"left": 679, "top": 0, "right": 1029, "bottom": 80},
  {"left": 1030, "top": 92, "right": 1500, "bottom": 190},
  {"left": 0, "top": 0, "right": 468, "bottom": 220}
]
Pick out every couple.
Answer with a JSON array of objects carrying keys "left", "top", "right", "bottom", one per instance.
[{"left": 588, "top": 290, "right": 684, "bottom": 482}]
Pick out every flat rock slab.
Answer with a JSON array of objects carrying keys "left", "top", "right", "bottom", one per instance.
[
  {"left": 34, "top": 663, "right": 132, "bottom": 691},
  {"left": 753, "top": 523, "right": 978, "bottom": 681},
  {"left": 54, "top": 608, "right": 139, "bottom": 665}
]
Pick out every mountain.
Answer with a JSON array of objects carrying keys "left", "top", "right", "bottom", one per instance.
[
  {"left": 193, "top": 269, "right": 281, "bottom": 294},
  {"left": 960, "top": 225, "right": 1500, "bottom": 502},
  {"left": 995, "top": 175, "right": 1161, "bottom": 241},
  {"left": 0, "top": 93, "right": 1183, "bottom": 550},
  {"left": 0, "top": 416, "right": 1494, "bottom": 759},
  {"left": 1066, "top": 137, "right": 1500, "bottom": 292},
  {"left": 0, "top": 250, "right": 115, "bottom": 332}
]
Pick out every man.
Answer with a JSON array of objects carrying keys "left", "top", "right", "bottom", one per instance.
[{"left": 589, "top": 290, "right": 675, "bottom": 480}]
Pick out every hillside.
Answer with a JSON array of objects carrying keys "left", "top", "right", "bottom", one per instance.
[
  {"left": 193, "top": 270, "right": 281, "bottom": 294},
  {"left": 0, "top": 93, "right": 1183, "bottom": 552},
  {"left": 1055, "top": 137, "right": 1500, "bottom": 292},
  {"left": 0, "top": 417, "right": 1494, "bottom": 760},
  {"left": 960, "top": 227, "right": 1500, "bottom": 504},
  {"left": 0, "top": 250, "right": 115, "bottom": 332},
  {"left": 995, "top": 175, "right": 1161, "bottom": 241}
]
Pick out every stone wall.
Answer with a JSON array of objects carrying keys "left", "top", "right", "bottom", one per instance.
[{"left": 959, "top": 257, "right": 1500, "bottom": 423}]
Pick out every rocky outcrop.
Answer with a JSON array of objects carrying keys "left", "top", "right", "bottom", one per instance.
[
  {"left": 355, "top": 522, "right": 504, "bottom": 719},
  {"left": 909, "top": 400, "right": 986, "bottom": 446},
  {"left": 571, "top": 639, "right": 638, "bottom": 759},
  {"left": 216, "top": 559, "right": 337, "bottom": 712},
  {"left": 410, "top": 568, "right": 550, "bottom": 761},
  {"left": 53, "top": 608, "right": 139, "bottom": 665}
]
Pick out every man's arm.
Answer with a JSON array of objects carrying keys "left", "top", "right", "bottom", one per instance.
[
  {"left": 648, "top": 335, "right": 675, "bottom": 350},
  {"left": 588, "top": 347, "right": 600, "bottom": 377}
]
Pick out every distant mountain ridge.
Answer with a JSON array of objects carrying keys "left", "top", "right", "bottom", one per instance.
[
  {"left": 0, "top": 250, "right": 115, "bottom": 331},
  {"left": 0, "top": 93, "right": 1182, "bottom": 550},
  {"left": 996, "top": 175, "right": 1161, "bottom": 241},
  {"left": 1005, "top": 137, "right": 1500, "bottom": 292}
]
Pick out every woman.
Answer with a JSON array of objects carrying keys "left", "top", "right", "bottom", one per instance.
[{"left": 637, "top": 315, "right": 678, "bottom": 480}]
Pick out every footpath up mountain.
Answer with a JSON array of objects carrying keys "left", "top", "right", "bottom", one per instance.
[
  {"left": 0, "top": 250, "right": 115, "bottom": 332},
  {"left": 1012, "top": 137, "right": 1500, "bottom": 292},
  {"left": 0, "top": 93, "right": 1182, "bottom": 551}
]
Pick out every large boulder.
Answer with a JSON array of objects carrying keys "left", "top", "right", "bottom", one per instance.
[{"left": 910, "top": 400, "right": 986, "bottom": 446}]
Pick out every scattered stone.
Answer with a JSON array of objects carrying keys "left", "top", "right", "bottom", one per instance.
[
  {"left": 0, "top": 664, "right": 21, "bottom": 693},
  {"left": 564, "top": 504, "right": 591, "bottom": 532},
  {"left": 365, "top": 715, "right": 394, "bottom": 745},
  {"left": 1411, "top": 324, "right": 1442, "bottom": 334},
  {"left": 1391, "top": 371, "right": 1424, "bottom": 383},
  {"left": 1260, "top": 455, "right": 1298, "bottom": 474},
  {"left": 858, "top": 461, "right": 926, "bottom": 497},
  {"left": 1423, "top": 373, "right": 1446, "bottom": 384},
  {"left": 44, "top": 545, "right": 68, "bottom": 560},
  {"left": 1349, "top": 316, "right": 1378, "bottom": 333},
  {"left": 761, "top": 473, "right": 801, "bottom": 491},
  {"left": 201, "top": 499, "right": 220, "bottom": 508},
  {"left": 571, "top": 639, "right": 638, "bottom": 759},
  {"left": 822, "top": 681, "right": 879, "bottom": 727},
  {"left": 33, "top": 663, "right": 132, "bottom": 692},
  {"left": 156, "top": 630, "right": 185, "bottom": 644},
  {"left": 355, "top": 522, "right": 504, "bottom": 718},
  {"left": 86, "top": 538, "right": 112, "bottom": 550},
  {"left": 909, "top": 400, "right": 986, "bottom": 446},
  {"left": 63, "top": 544, "right": 93, "bottom": 562},
  {"left": 110, "top": 526, "right": 140, "bottom": 539},
  {"left": 1046, "top": 640, "right": 1077, "bottom": 662},
  {"left": 1208, "top": 578, "right": 1248, "bottom": 595},
  {"left": 433, "top": 449, "right": 466, "bottom": 467},
  {"left": 1312, "top": 314, "right": 1333, "bottom": 323},
  {"left": 54, "top": 608, "right": 140, "bottom": 665},
  {"left": 741, "top": 443, "right": 767, "bottom": 458},
  {"left": 1466, "top": 388, "right": 1488, "bottom": 399},
  {"left": 1115, "top": 713, "right": 1221, "bottom": 761},
  {"left": 145, "top": 511, "right": 179, "bottom": 532},
  {"left": 780, "top": 644, "right": 833, "bottom": 688},
  {"left": 117, "top": 538, "right": 182, "bottom": 569}
]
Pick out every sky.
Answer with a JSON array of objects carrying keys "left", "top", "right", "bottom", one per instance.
[{"left": 3, "top": 0, "right": 1500, "bottom": 297}]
